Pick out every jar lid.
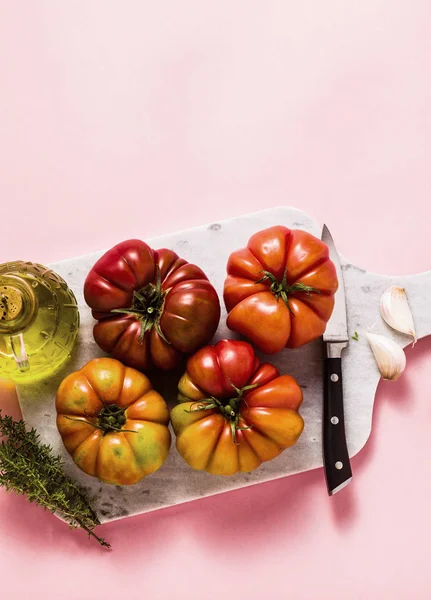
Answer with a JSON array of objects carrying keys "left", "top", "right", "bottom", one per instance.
[
  {"left": 0, "top": 276, "right": 37, "bottom": 335},
  {"left": 0, "top": 286, "right": 23, "bottom": 322}
]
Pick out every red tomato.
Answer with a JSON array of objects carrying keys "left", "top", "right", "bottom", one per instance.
[
  {"left": 223, "top": 226, "right": 338, "bottom": 353},
  {"left": 84, "top": 240, "right": 220, "bottom": 371},
  {"left": 170, "top": 340, "right": 304, "bottom": 475}
]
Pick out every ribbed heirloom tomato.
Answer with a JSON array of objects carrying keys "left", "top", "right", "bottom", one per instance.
[
  {"left": 84, "top": 240, "right": 221, "bottom": 371},
  {"left": 170, "top": 340, "right": 304, "bottom": 475},
  {"left": 223, "top": 226, "right": 338, "bottom": 353},
  {"left": 56, "top": 358, "right": 171, "bottom": 485}
]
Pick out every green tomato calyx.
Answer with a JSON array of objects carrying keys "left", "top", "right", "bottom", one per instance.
[
  {"left": 255, "top": 268, "right": 320, "bottom": 312},
  {"left": 97, "top": 403, "right": 127, "bottom": 433},
  {"left": 185, "top": 380, "right": 256, "bottom": 444},
  {"left": 65, "top": 400, "right": 137, "bottom": 435},
  {"left": 111, "top": 266, "right": 170, "bottom": 344}
]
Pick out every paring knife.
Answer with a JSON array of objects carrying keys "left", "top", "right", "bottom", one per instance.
[{"left": 321, "top": 225, "right": 352, "bottom": 496}]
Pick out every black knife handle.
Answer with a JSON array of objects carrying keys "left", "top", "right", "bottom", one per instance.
[{"left": 323, "top": 356, "right": 352, "bottom": 495}]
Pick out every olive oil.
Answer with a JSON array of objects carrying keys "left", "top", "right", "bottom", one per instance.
[{"left": 0, "top": 262, "right": 79, "bottom": 383}]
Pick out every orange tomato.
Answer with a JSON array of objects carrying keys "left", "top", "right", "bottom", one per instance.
[
  {"left": 224, "top": 226, "right": 338, "bottom": 353},
  {"left": 170, "top": 340, "right": 304, "bottom": 475},
  {"left": 56, "top": 358, "right": 171, "bottom": 485}
]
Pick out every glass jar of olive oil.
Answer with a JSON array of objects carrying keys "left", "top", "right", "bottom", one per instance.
[{"left": 0, "top": 262, "right": 79, "bottom": 383}]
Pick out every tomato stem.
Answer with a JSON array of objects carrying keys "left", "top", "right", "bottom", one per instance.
[
  {"left": 111, "top": 266, "right": 171, "bottom": 345},
  {"left": 184, "top": 380, "right": 257, "bottom": 444},
  {"left": 255, "top": 268, "right": 320, "bottom": 312},
  {"left": 65, "top": 403, "right": 138, "bottom": 436}
]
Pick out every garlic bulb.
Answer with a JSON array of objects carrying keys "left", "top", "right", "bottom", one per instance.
[
  {"left": 366, "top": 332, "right": 406, "bottom": 381},
  {"left": 380, "top": 286, "right": 416, "bottom": 343}
]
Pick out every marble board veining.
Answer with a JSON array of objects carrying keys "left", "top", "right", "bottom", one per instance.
[{"left": 16, "top": 207, "right": 431, "bottom": 522}]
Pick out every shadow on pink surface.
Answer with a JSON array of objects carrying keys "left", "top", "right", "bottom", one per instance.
[{"left": 1, "top": 335, "right": 429, "bottom": 556}]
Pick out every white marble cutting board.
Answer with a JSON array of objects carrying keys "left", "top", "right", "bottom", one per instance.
[{"left": 16, "top": 207, "right": 431, "bottom": 522}]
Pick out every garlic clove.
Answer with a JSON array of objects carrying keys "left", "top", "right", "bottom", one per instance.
[
  {"left": 379, "top": 286, "right": 416, "bottom": 343},
  {"left": 366, "top": 332, "right": 406, "bottom": 381}
]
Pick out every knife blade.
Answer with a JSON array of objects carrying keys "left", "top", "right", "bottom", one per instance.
[{"left": 321, "top": 224, "right": 352, "bottom": 496}]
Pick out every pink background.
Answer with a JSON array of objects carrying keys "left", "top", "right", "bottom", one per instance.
[{"left": 1, "top": 2, "right": 431, "bottom": 598}]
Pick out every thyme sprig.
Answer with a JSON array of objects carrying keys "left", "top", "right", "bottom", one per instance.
[{"left": 0, "top": 410, "right": 110, "bottom": 548}]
